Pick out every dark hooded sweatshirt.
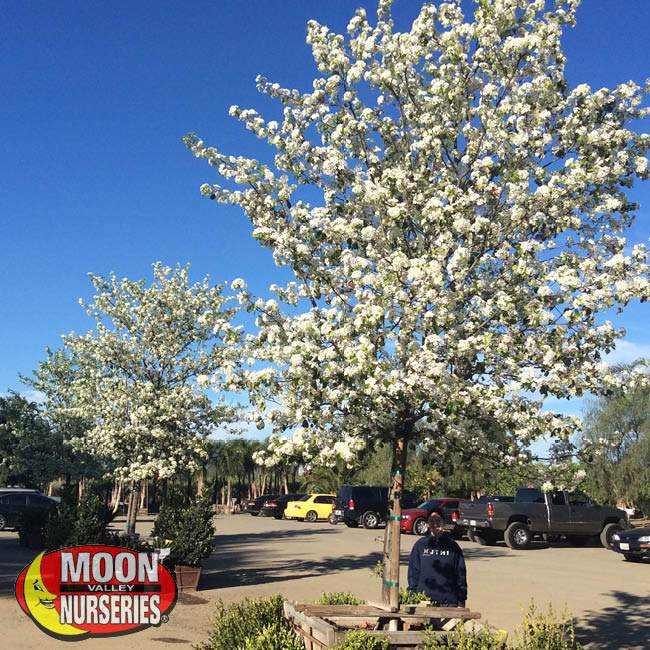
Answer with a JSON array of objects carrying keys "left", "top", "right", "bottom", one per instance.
[{"left": 407, "top": 533, "right": 467, "bottom": 606}]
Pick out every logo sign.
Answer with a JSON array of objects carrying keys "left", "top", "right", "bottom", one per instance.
[{"left": 15, "top": 545, "right": 177, "bottom": 641}]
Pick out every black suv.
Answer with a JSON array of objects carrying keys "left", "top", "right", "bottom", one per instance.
[
  {"left": 333, "top": 485, "right": 421, "bottom": 529},
  {"left": 0, "top": 490, "right": 58, "bottom": 531}
]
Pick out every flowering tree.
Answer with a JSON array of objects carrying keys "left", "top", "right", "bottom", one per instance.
[
  {"left": 186, "top": 0, "right": 649, "bottom": 605},
  {"left": 35, "top": 263, "right": 242, "bottom": 533}
]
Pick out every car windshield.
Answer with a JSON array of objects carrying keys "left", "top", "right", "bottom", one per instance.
[
  {"left": 417, "top": 499, "right": 442, "bottom": 510},
  {"left": 299, "top": 494, "right": 311, "bottom": 501}
]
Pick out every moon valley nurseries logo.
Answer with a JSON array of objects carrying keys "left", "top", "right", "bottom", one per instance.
[{"left": 15, "top": 545, "right": 177, "bottom": 641}]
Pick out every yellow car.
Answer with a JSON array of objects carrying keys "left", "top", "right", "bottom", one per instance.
[{"left": 283, "top": 493, "right": 336, "bottom": 522}]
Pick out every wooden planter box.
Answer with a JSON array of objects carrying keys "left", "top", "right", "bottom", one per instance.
[
  {"left": 174, "top": 565, "right": 202, "bottom": 591},
  {"left": 284, "top": 601, "right": 483, "bottom": 649}
]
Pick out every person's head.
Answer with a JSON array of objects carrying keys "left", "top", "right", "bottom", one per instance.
[{"left": 428, "top": 509, "right": 445, "bottom": 537}]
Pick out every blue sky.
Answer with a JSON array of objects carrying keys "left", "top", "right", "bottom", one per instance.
[{"left": 2, "top": 1, "right": 649, "bottom": 454}]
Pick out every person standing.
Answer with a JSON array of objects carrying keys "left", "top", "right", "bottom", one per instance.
[{"left": 407, "top": 509, "right": 467, "bottom": 607}]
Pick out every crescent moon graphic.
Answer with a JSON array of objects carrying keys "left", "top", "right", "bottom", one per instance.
[{"left": 23, "top": 551, "right": 87, "bottom": 638}]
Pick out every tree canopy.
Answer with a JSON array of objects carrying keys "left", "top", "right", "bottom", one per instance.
[
  {"left": 187, "top": 0, "right": 649, "bottom": 461},
  {"left": 28, "top": 263, "right": 242, "bottom": 483},
  {"left": 185, "top": 0, "right": 649, "bottom": 604}
]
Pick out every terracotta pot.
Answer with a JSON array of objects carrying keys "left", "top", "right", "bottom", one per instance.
[{"left": 174, "top": 564, "right": 202, "bottom": 591}]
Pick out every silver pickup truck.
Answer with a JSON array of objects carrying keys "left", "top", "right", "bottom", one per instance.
[{"left": 458, "top": 487, "right": 628, "bottom": 550}]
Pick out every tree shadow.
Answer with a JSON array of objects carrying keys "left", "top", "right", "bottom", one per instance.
[
  {"left": 574, "top": 589, "right": 650, "bottom": 650},
  {"left": 215, "top": 527, "right": 340, "bottom": 548},
  {"left": 461, "top": 546, "right": 513, "bottom": 560},
  {"left": 199, "top": 551, "right": 385, "bottom": 589}
]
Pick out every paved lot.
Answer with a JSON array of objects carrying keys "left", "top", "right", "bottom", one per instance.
[{"left": 1, "top": 513, "right": 648, "bottom": 649}]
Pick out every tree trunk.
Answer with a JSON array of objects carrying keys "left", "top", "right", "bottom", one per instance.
[
  {"left": 139, "top": 482, "right": 147, "bottom": 511},
  {"left": 212, "top": 479, "right": 219, "bottom": 506},
  {"left": 283, "top": 474, "right": 289, "bottom": 495},
  {"left": 197, "top": 467, "right": 206, "bottom": 495},
  {"left": 111, "top": 481, "right": 123, "bottom": 514},
  {"left": 382, "top": 433, "right": 409, "bottom": 607},
  {"left": 161, "top": 478, "right": 168, "bottom": 506},
  {"left": 125, "top": 481, "right": 140, "bottom": 536}
]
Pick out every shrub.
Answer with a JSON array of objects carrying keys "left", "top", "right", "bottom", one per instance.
[
  {"left": 154, "top": 492, "right": 214, "bottom": 567},
  {"left": 151, "top": 490, "right": 185, "bottom": 541},
  {"left": 423, "top": 622, "right": 505, "bottom": 650},
  {"left": 316, "top": 592, "right": 366, "bottom": 605},
  {"left": 44, "top": 500, "right": 77, "bottom": 549},
  {"left": 333, "top": 630, "right": 391, "bottom": 650},
  {"left": 237, "top": 623, "right": 304, "bottom": 650},
  {"left": 399, "top": 588, "right": 431, "bottom": 605},
  {"left": 105, "top": 531, "right": 153, "bottom": 552},
  {"left": 71, "top": 490, "right": 114, "bottom": 543},
  {"left": 44, "top": 482, "right": 117, "bottom": 550},
  {"left": 422, "top": 603, "right": 582, "bottom": 650},
  {"left": 515, "top": 603, "right": 583, "bottom": 650},
  {"left": 194, "top": 594, "right": 286, "bottom": 650}
]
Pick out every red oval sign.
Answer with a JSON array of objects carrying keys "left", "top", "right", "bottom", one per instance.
[{"left": 15, "top": 545, "right": 178, "bottom": 640}]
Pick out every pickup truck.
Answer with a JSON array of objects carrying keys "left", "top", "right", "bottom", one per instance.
[{"left": 458, "top": 487, "right": 628, "bottom": 550}]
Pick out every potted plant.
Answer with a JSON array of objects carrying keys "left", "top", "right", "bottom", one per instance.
[{"left": 152, "top": 492, "right": 214, "bottom": 591}]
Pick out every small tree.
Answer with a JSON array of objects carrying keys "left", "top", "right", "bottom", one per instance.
[
  {"left": 186, "top": 1, "right": 649, "bottom": 605},
  {"left": 31, "top": 263, "right": 242, "bottom": 534},
  {"left": 0, "top": 391, "right": 95, "bottom": 488}
]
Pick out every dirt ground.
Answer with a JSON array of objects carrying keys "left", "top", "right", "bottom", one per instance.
[{"left": 1, "top": 513, "right": 648, "bottom": 649}]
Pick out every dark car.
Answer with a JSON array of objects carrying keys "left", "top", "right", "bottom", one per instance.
[
  {"left": 245, "top": 494, "right": 280, "bottom": 516},
  {"left": 259, "top": 493, "right": 307, "bottom": 519},
  {"left": 610, "top": 526, "right": 650, "bottom": 562},
  {"left": 401, "top": 498, "right": 465, "bottom": 536},
  {"left": 333, "top": 485, "right": 421, "bottom": 529},
  {"left": 0, "top": 491, "right": 58, "bottom": 531}
]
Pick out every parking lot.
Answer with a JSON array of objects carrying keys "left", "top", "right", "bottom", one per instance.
[{"left": 1, "top": 513, "right": 648, "bottom": 649}]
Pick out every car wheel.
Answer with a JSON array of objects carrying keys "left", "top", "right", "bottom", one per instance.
[
  {"left": 345, "top": 520, "right": 359, "bottom": 528},
  {"left": 623, "top": 553, "right": 643, "bottom": 563},
  {"left": 413, "top": 518, "right": 429, "bottom": 536},
  {"left": 328, "top": 514, "right": 339, "bottom": 525},
  {"left": 504, "top": 522, "right": 532, "bottom": 550},
  {"left": 600, "top": 523, "right": 623, "bottom": 548},
  {"left": 250, "top": 512, "right": 259, "bottom": 516},
  {"left": 568, "top": 535, "right": 589, "bottom": 547},
  {"left": 467, "top": 529, "right": 477, "bottom": 543},
  {"left": 0, "top": 514, "right": 6, "bottom": 531},
  {"left": 274, "top": 515, "right": 282, "bottom": 520},
  {"left": 305, "top": 510, "right": 318, "bottom": 522},
  {"left": 362, "top": 511, "right": 380, "bottom": 529}
]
